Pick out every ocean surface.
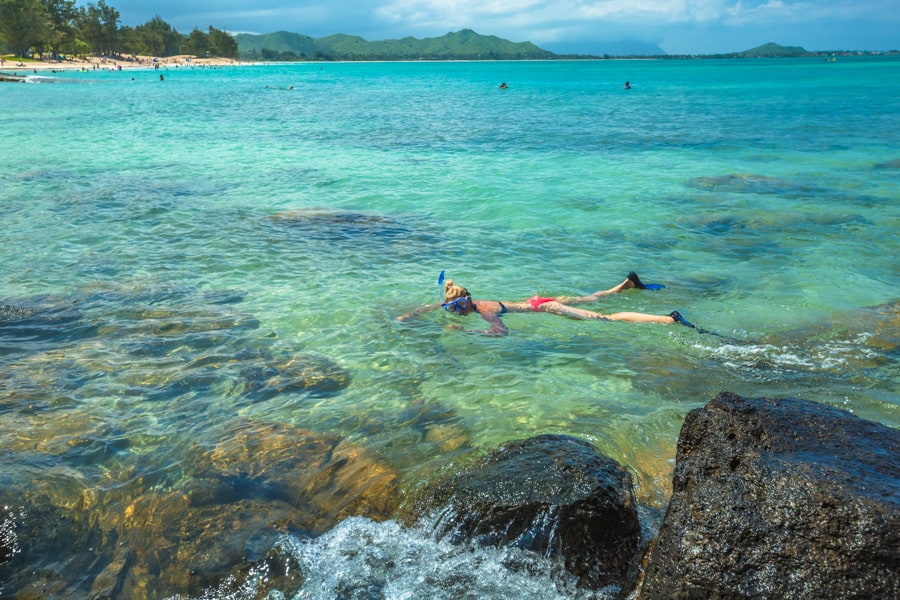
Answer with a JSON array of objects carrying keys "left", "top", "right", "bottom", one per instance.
[{"left": 1, "top": 57, "right": 898, "bottom": 598}]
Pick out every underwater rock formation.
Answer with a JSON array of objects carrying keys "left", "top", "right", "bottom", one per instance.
[
  {"left": 874, "top": 158, "right": 900, "bottom": 169},
  {"left": 267, "top": 208, "right": 411, "bottom": 242},
  {"left": 686, "top": 173, "right": 824, "bottom": 197},
  {"left": 0, "top": 422, "right": 399, "bottom": 599}
]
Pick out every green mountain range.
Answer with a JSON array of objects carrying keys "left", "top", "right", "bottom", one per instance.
[
  {"left": 234, "top": 29, "right": 554, "bottom": 61},
  {"left": 233, "top": 32, "right": 847, "bottom": 62}
]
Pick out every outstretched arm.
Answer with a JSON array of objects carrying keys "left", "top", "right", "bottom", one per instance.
[
  {"left": 451, "top": 311, "right": 508, "bottom": 336},
  {"left": 480, "top": 312, "right": 509, "bottom": 336},
  {"left": 397, "top": 303, "right": 441, "bottom": 321},
  {"left": 398, "top": 302, "right": 509, "bottom": 336}
]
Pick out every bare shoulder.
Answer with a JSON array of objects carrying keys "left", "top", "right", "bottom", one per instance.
[
  {"left": 474, "top": 299, "right": 503, "bottom": 314},
  {"left": 476, "top": 299, "right": 527, "bottom": 314}
]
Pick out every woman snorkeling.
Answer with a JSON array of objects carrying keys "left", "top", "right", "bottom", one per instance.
[{"left": 398, "top": 271, "right": 695, "bottom": 336}]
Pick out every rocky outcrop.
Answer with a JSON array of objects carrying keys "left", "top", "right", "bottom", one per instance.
[
  {"left": 6, "top": 384, "right": 898, "bottom": 599},
  {"left": 409, "top": 434, "right": 642, "bottom": 590},
  {"left": 635, "top": 391, "right": 900, "bottom": 599}
]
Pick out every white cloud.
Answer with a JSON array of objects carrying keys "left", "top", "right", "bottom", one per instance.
[
  {"left": 378, "top": 0, "right": 898, "bottom": 30},
  {"left": 109, "top": 0, "right": 900, "bottom": 53},
  {"left": 379, "top": 0, "right": 738, "bottom": 27}
]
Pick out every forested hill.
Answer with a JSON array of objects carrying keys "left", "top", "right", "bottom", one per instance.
[
  {"left": 734, "top": 42, "right": 809, "bottom": 57},
  {"left": 234, "top": 29, "right": 554, "bottom": 61}
]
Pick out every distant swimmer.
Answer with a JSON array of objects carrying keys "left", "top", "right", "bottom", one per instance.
[
  {"left": 624, "top": 81, "right": 631, "bottom": 89},
  {"left": 499, "top": 82, "right": 508, "bottom": 89}
]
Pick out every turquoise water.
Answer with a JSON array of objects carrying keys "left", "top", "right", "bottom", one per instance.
[{"left": 2, "top": 58, "right": 898, "bottom": 597}]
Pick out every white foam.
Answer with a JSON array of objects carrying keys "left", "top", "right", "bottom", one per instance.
[{"left": 280, "top": 516, "right": 613, "bottom": 600}]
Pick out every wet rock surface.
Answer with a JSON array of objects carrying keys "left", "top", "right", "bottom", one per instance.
[
  {"left": 635, "top": 391, "right": 900, "bottom": 599},
  {"left": 409, "top": 434, "right": 642, "bottom": 590}
]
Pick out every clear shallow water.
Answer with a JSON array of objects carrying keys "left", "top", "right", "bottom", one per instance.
[{"left": 1, "top": 58, "right": 899, "bottom": 597}]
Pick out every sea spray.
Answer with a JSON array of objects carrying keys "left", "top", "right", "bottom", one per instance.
[{"left": 282, "top": 517, "right": 613, "bottom": 600}]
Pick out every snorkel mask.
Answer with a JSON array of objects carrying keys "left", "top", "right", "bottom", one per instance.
[{"left": 442, "top": 297, "right": 470, "bottom": 313}]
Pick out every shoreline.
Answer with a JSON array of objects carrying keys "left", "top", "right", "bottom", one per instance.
[
  {"left": 0, "top": 54, "right": 249, "bottom": 75},
  {"left": 0, "top": 54, "right": 646, "bottom": 73},
  {"left": 4, "top": 52, "right": 894, "bottom": 78}
]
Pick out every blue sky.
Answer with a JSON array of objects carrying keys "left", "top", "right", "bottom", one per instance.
[{"left": 106, "top": 0, "right": 899, "bottom": 55}]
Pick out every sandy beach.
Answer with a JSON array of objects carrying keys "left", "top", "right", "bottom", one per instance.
[{"left": 0, "top": 54, "right": 247, "bottom": 77}]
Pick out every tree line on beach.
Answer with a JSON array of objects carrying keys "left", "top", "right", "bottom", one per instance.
[{"left": 0, "top": 0, "right": 238, "bottom": 61}]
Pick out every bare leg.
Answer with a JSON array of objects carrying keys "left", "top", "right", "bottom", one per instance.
[
  {"left": 555, "top": 276, "right": 636, "bottom": 305},
  {"left": 538, "top": 301, "right": 675, "bottom": 324},
  {"left": 604, "top": 311, "right": 675, "bottom": 324}
]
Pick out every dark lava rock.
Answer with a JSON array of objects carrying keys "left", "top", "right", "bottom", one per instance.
[
  {"left": 410, "top": 434, "right": 642, "bottom": 590},
  {"left": 636, "top": 391, "right": 900, "bottom": 599}
]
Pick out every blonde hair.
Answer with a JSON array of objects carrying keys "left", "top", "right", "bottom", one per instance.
[{"left": 443, "top": 279, "right": 470, "bottom": 303}]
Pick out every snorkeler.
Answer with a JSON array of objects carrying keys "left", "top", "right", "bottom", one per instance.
[{"left": 398, "top": 272, "right": 693, "bottom": 336}]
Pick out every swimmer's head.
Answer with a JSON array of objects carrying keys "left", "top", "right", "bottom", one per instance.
[
  {"left": 442, "top": 280, "right": 473, "bottom": 315},
  {"left": 443, "top": 279, "right": 469, "bottom": 303}
]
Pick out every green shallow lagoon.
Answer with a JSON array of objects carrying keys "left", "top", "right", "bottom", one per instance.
[{"left": 1, "top": 57, "right": 898, "bottom": 598}]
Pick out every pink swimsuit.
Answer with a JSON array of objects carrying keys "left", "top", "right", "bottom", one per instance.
[{"left": 529, "top": 296, "right": 556, "bottom": 311}]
